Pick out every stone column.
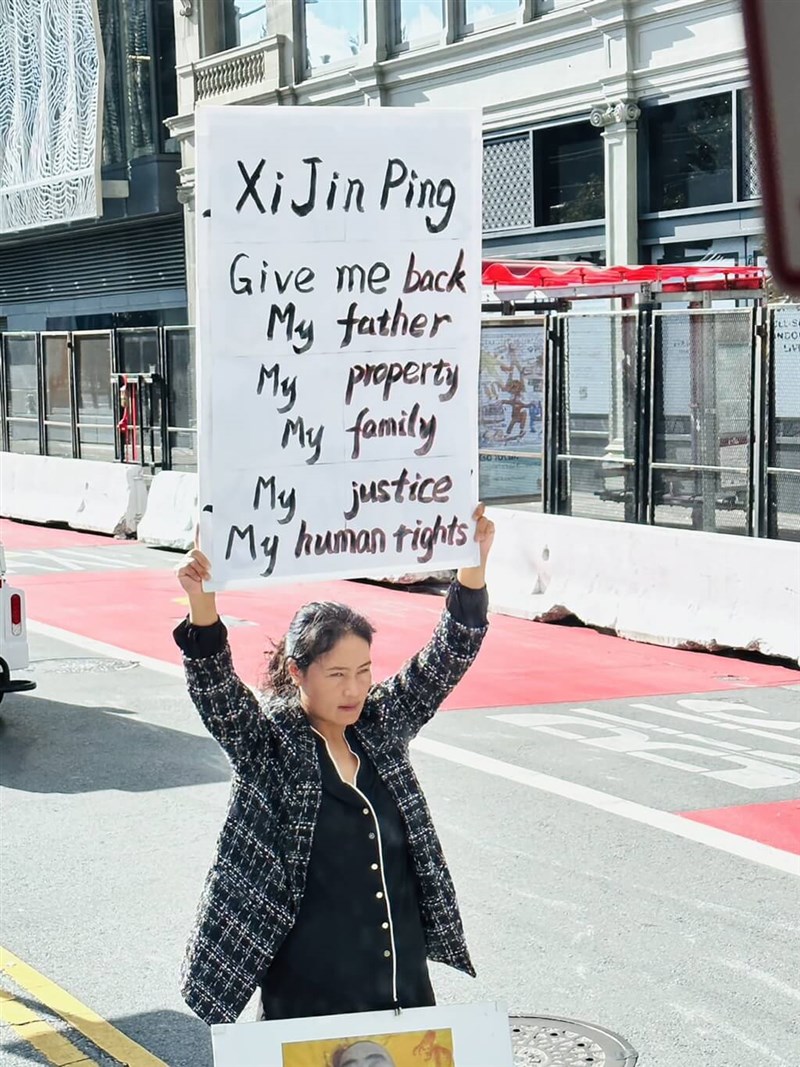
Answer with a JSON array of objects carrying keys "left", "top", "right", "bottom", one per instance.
[
  {"left": 590, "top": 99, "right": 641, "bottom": 268},
  {"left": 589, "top": 100, "right": 641, "bottom": 514}
]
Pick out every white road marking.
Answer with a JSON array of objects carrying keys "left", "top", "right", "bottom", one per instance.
[
  {"left": 3, "top": 560, "right": 62, "bottom": 572},
  {"left": 630, "top": 701, "right": 716, "bottom": 725},
  {"left": 492, "top": 711, "right": 800, "bottom": 789},
  {"left": 714, "top": 959, "right": 800, "bottom": 1003},
  {"left": 24, "top": 618, "right": 800, "bottom": 877},
  {"left": 12, "top": 550, "right": 85, "bottom": 571},
  {"left": 670, "top": 1002, "right": 790, "bottom": 1065},
  {"left": 58, "top": 549, "right": 148, "bottom": 568},
  {"left": 411, "top": 738, "right": 800, "bottom": 876}
]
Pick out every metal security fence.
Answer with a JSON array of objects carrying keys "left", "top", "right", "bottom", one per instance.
[
  {"left": 764, "top": 307, "right": 800, "bottom": 540},
  {"left": 2, "top": 310, "right": 799, "bottom": 542},
  {"left": 650, "top": 308, "right": 756, "bottom": 536},
  {"left": 548, "top": 311, "right": 642, "bottom": 523},
  {"left": 0, "top": 327, "right": 196, "bottom": 472},
  {"left": 538, "top": 303, "right": 798, "bottom": 541}
]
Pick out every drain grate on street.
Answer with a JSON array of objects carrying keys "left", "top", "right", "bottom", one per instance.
[
  {"left": 510, "top": 1016, "right": 638, "bottom": 1066},
  {"left": 28, "top": 658, "right": 140, "bottom": 674}
]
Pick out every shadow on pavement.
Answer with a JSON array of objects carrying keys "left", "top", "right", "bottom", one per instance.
[
  {"left": 2, "top": 1001, "right": 213, "bottom": 1067},
  {"left": 0, "top": 693, "right": 231, "bottom": 795}
]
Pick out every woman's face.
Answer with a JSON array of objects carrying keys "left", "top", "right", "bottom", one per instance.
[{"left": 291, "top": 633, "right": 372, "bottom": 732}]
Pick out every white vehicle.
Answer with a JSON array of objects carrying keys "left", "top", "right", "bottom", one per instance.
[{"left": 0, "top": 542, "right": 36, "bottom": 703}]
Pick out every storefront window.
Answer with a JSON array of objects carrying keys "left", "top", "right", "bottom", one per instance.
[
  {"left": 645, "top": 93, "right": 733, "bottom": 212},
  {"left": 121, "top": 0, "right": 156, "bottom": 158},
  {"left": 98, "top": 0, "right": 125, "bottom": 165},
  {"left": 394, "top": 0, "right": 444, "bottom": 48},
  {"left": 305, "top": 0, "right": 365, "bottom": 68},
  {"left": 534, "top": 122, "right": 604, "bottom": 226},
  {"left": 465, "top": 0, "right": 522, "bottom": 31},
  {"left": 98, "top": 0, "right": 173, "bottom": 164}
]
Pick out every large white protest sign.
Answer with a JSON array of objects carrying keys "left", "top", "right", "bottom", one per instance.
[{"left": 195, "top": 106, "right": 482, "bottom": 589}]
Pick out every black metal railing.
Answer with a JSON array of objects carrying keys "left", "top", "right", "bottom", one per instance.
[{"left": 0, "top": 326, "right": 196, "bottom": 474}]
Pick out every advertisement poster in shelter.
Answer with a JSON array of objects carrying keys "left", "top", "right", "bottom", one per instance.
[
  {"left": 478, "top": 320, "right": 545, "bottom": 502},
  {"left": 194, "top": 106, "right": 482, "bottom": 589}
]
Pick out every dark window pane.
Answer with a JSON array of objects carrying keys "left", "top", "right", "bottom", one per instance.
[
  {"left": 122, "top": 0, "right": 155, "bottom": 158},
  {"left": 97, "top": 0, "right": 125, "bottom": 165},
  {"left": 646, "top": 94, "right": 733, "bottom": 212},
  {"left": 74, "top": 334, "right": 113, "bottom": 427},
  {"left": 534, "top": 122, "right": 604, "bottom": 226},
  {"left": 8, "top": 420, "right": 40, "bottom": 454},
  {"left": 118, "top": 329, "right": 159, "bottom": 375},
  {"left": 43, "top": 336, "right": 70, "bottom": 420},
  {"left": 166, "top": 329, "right": 196, "bottom": 430},
  {"left": 155, "top": 0, "right": 178, "bottom": 148},
  {"left": 5, "top": 336, "right": 39, "bottom": 418}
]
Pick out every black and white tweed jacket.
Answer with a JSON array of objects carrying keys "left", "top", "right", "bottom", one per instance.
[{"left": 177, "top": 598, "right": 488, "bottom": 1025}]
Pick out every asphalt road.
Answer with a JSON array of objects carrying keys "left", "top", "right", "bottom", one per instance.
[{"left": 2, "top": 616, "right": 798, "bottom": 1067}]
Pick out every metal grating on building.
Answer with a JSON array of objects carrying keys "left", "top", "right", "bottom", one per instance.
[
  {"left": 0, "top": 215, "right": 186, "bottom": 304},
  {"left": 482, "top": 134, "right": 533, "bottom": 231},
  {"left": 740, "top": 89, "right": 760, "bottom": 201},
  {"left": 0, "top": 0, "right": 103, "bottom": 234}
]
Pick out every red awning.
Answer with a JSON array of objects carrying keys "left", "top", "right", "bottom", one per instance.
[{"left": 481, "top": 261, "right": 766, "bottom": 292}]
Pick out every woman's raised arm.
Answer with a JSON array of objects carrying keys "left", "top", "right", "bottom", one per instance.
[{"left": 175, "top": 548, "right": 268, "bottom": 767}]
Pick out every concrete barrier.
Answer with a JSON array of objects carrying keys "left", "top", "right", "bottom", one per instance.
[
  {"left": 136, "top": 470, "right": 198, "bottom": 551},
  {"left": 0, "top": 454, "right": 147, "bottom": 536},
  {"left": 485, "top": 508, "right": 800, "bottom": 665}
]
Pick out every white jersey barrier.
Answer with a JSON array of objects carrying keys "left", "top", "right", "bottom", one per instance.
[
  {"left": 136, "top": 471, "right": 198, "bottom": 551},
  {"left": 485, "top": 508, "right": 800, "bottom": 665},
  {"left": 0, "top": 454, "right": 147, "bottom": 537}
]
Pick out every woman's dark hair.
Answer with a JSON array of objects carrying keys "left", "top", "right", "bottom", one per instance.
[{"left": 264, "top": 601, "right": 375, "bottom": 696}]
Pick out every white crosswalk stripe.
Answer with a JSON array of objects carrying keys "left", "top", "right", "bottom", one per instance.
[{"left": 5, "top": 549, "right": 149, "bottom": 573}]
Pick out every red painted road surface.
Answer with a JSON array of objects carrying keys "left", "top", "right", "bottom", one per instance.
[
  {"left": 5, "top": 519, "right": 797, "bottom": 708},
  {"left": 0, "top": 519, "right": 117, "bottom": 550},
  {"left": 682, "top": 800, "right": 800, "bottom": 855},
  {"left": 5, "top": 519, "right": 799, "bottom": 856}
]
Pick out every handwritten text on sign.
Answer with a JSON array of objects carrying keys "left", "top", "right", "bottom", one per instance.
[{"left": 195, "top": 107, "right": 482, "bottom": 588}]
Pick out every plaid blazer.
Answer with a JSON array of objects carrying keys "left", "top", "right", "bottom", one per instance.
[{"left": 178, "top": 602, "right": 488, "bottom": 1025}]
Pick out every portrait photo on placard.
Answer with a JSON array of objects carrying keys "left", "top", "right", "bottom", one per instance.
[{"left": 280, "top": 1027, "right": 455, "bottom": 1067}]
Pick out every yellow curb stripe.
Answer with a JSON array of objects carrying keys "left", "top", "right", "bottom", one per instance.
[
  {"left": 0, "top": 990, "right": 99, "bottom": 1066},
  {"left": 0, "top": 946, "right": 168, "bottom": 1067}
]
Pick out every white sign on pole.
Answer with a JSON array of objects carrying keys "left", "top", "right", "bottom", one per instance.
[
  {"left": 743, "top": 0, "right": 800, "bottom": 293},
  {"left": 195, "top": 106, "right": 482, "bottom": 589}
]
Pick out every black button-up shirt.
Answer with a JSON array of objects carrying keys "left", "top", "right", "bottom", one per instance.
[{"left": 258, "top": 727, "right": 434, "bottom": 1020}]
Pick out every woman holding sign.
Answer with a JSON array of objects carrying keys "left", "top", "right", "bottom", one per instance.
[{"left": 174, "top": 505, "right": 494, "bottom": 1026}]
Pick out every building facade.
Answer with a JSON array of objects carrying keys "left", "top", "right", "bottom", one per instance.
[
  {"left": 167, "top": 0, "right": 762, "bottom": 323},
  {"left": 0, "top": 0, "right": 186, "bottom": 333}
]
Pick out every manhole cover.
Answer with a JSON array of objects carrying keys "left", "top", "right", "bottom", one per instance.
[
  {"left": 510, "top": 1017, "right": 638, "bottom": 1067},
  {"left": 30, "top": 658, "right": 139, "bottom": 674}
]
